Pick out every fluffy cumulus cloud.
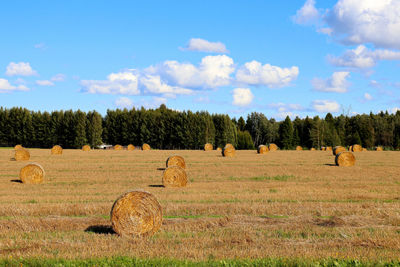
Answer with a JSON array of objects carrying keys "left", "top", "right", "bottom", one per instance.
[
  {"left": 182, "top": 38, "right": 228, "bottom": 53},
  {"left": 232, "top": 88, "right": 254, "bottom": 107},
  {"left": 36, "top": 80, "right": 54, "bottom": 86},
  {"left": 51, "top": 74, "right": 66, "bottom": 82},
  {"left": 236, "top": 61, "right": 299, "bottom": 88},
  {"left": 139, "top": 74, "right": 192, "bottom": 97},
  {"left": 0, "top": 78, "right": 29, "bottom": 92},
  {"left": 81, "top": 71, "right": 140, "bottom": 95},
  {"left": 292, "top": 0, "right": 321, "bottom": 25},
  {"left": 312, "top": 100, "right": 340, "bottom": 113},
  {"left": 6, "top": 62, "right": 37, "bottom": 76},
  {"left": 312, "top": 72, "right": 350, "bottom": 93},
  {"left": 269, "top": 103, "right": 304, "bottom": 119}
]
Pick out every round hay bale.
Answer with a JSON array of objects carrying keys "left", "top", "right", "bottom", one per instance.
[
  {"left": 333, "top": 146, "right": 346, "bottom": 156},
  {"left": 363, "top": 148, "right": 367, "bottom": 151},
  {"left": 15, "top": 148, "right": 30, "bottom": 161},
  {"left": 127, "top": 144, "right": 135, "bottom": 151},
  {"left": 296, "top": 146, "right": 303, "bottom": 151},
  {"left": 321, "top": 146, "right": 326, "bottom": 151},
  {"left": 257, "top": 145, "right": 269, "bottom": 154},
  {"left": 114, "top": 144, "right": 123, "bottom": 151},
  {"left": 110, "top": 190, "right": 162, "bottom": 237},
  {"left": 311, "top": 147, "right": 316, "bottom": 151},
  {"left": 51, "top": 145, "right": 63, "bottom": 155},
  {"left": 349, "top": 145, "right": 353, "bottom": 151},
  {"left": 162, "top": 166, "right": 187, "bottom": 187},
  {"left": 326, "top": 146, "right": 332, "bottom": 151},
  {"left": 335, "top": 152, "right": 356, "bottom": 167},
  {"left": 82, "top": 145, "right": 91, "bottom": 151},
  {"left": 204, "top": 143, "right": 213, "bottom": 151},
  {"left": 225, "top": 143, "right": 234, "bottom": 149},
  {"left": 375, "top": 146, "right": 383, "bottom": 151},
  {"left": 166, "top": 155, "right": 186, "bottom": 169},
  {"left": 142, "top": 143, "right": 150, "bottom": 151},
  {"left": 222, "top": 146, "right": 235, "bottom": 157},
  {"left": 352, "top": 144, "right": 362, "bottom": 152},
  {"left": 14, "top": 144, "right": 23, "bottom": 150},
  {"left": 216, "top": 147, "right": 222, "bottom": 151},
  {"left": 268, "top": 143, "right": 278, "bottom": 151},
  {"left": 20, "top": 163, "right": 45, "bottom": 184}
]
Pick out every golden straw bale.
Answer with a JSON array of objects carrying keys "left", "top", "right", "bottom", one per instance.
[
  {"left": 216, "top": 147, "right": 222, "bottom": 151},
  {"left": 142, "top": 143, "right": 151, "bottom": 150},
  {"left": 82, "top": 145, "right": 91, "bottom": 151},
  {"left": 311, "top": 148, "right": 316, "bottom": 151},
  {"left": 225, "top": 143, "right": 234, "bottom": 149},
  {"left": 363, "top": 148, "right": 367, "bottom": 151},
  {"left": 15, "top": 148, "right": 30, "bottom": 161},
  {"left": 333, "top": 146, "right": 346, "bottom": 156},
  {"left": 257, "top": 145, "right": 269, "bottom": 154},
  {"left": 166, "top": 155, "right": 186, "bottom": 169},
  {"left": 375, "top": 146, "right": 383, "bottom": 151},
  {"left": 127, "top": 144, "right": 135, "bottom": 151},
  {"left": 51, "top": 145, "right": 63, "bottom": 155},
  {"left": 162, "top": 166, "right": 188, "bottom": 187},
  {"left": 296, "top": 146, "right": 303, "bottom": 151},
  {"left": 349, "top": 145, "right": 353, "bottom": 151},
  {"left": 204, "top": 143, "right": 213, "bottom": 151},
  {"left": 351, "top": 144, "right": 362, "bottom": 152},
  {"left": 222, "top": 146, "right": 235, "bottom": 157},
  {"left": 20, "top": 163, "right": 45, "bottom": 184},
  {"left": 321, "top": 147, "right": 326, "bottom": 151},
  {"left": 14, "top": 144, "right": 23, "bottom": 150},
  {"left": 335, "top": 152, "right": 356, "bottom": 167},
  {"left": 110, "top": 190, "right": 162, "bottom": 237},
  {"left": 114, "top": 144, "right": 123, "bottom": 151},
  {"left": 326, "top": 146, "right": 332, "bottom": 151},
  {"left": 268, "top": 143, "right": 278, "bottom": 151}
]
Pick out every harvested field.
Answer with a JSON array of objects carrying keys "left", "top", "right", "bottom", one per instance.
[{"left": 0, "top": 149, "right": 399, "bottom": 261}]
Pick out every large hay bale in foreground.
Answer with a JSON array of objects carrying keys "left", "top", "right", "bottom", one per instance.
[
  {"left": 166, "top": 155, "right": 186, "bottom": 169},
  {"left": 82, "top": 145, "right": 91, "bottom": 151},
  {"left": 127, "top": 144, "right": 135, "bottom": 151},
  {"left": 114, "top": 144, "right": 123, "bottom": 151},
  {"left": 142, "top": 143, "right": 151, "bottom": 151},
  {"left": 375, "top": 146, "right": 383, "bottom": 151},
  {"left": 222, "top": 146, "right": 235, "bottom": 157},
  {"left": 296, "top": 146, "right": 303, "bottom": 151},
  {"left": 268, "top": 143, "right": 278, "bottom": 151},
  {"left": 257, "top": 145, "right": 269, "bottom": 154},
  {"left": 333, "top": 146, "right": 346, "bottom": 156},
  {"left": 110, "top": 190, "right": 162, "bottom": 237},
  {"left": 335, "top": 152, "right": 356, "bottom": 167},
  {"left": 15, "top": 148, "right": 30, "bottom": 161},
  {"left": 20, "top": 163, "right": 45, "bottom": 184},
  {"left": 14, "top": 144, "right": 23, "bottom": 150},
  {"left": 162, "top": 166, "right": 188, "bottom": 187},
  {"left": 51, "top": 145, "right": 63, "bottom": 155},
  {"left": 352, "top": 144, "right": 362, "bottom": 152},
  {"left": 204, "top": 143, "right": 213, "bottom": 151}
]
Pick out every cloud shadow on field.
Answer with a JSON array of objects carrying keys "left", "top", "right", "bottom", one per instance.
[
  {"left": 85, "top": 225, "right": 115, "bottom": 235},
  {"left": 10, "top": 179, "right": 22, "bottom": 183},
  {"left": 148, "top": 184, "right": 164, "bottom": 188}
]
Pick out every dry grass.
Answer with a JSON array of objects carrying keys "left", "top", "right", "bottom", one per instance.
[{"left": 0, "top": 149, "right": 399, "bottom": 260}]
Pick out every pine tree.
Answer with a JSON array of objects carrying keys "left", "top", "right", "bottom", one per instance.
[{"left": 278, "top": 116, "right": 293, "bottom": 149}]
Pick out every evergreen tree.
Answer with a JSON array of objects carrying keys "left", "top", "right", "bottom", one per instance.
[
  {"left": 278, "top": 116, "right": 293, "bottom": 149},
  {"left": 74, "top": 110, "right": 87, "bottom": 148}
]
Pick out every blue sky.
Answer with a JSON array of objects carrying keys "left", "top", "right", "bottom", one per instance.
[{"left": 1, "top": 0, "right": 399, "bottom": 120}]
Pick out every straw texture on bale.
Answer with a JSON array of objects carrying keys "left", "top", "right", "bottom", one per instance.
[
  {"left": 127, "top": 144, "right": 135, "bottom": 151},
  {"left": 216, "top": 147, "right": 222, "bottom": 151},
  {"left": 311, "top": 147, "right": 316, "bottom": 151},
  {"left": 376, "top": 146, "right": 383, "bottom": 151},
  {"left": 14, "top": 144, "right": 23, "bottom": 150},
  {"left": 204, "top": 143, "right": 213, "bottom": 151},
  {"left": 142, "top": 143, "right": 151, "bottom": 151},
  {"left": 296, "top": 146, "right": 303, "bottom": 151},
  {"left": 225, "top": 143, "right": 234, "bottom": 149},
  {"left": 222, "top": 146, "right": 235, "bottom": 157},
  {"left": 114, "top": 144, "right": 123, "bottom": 151},
  {"left": 82, "top": 145, "right": 91, "bottom": 151},
  {"left": 333, "top": 146, "right": 346, "bottom": 156},
  {"left": 268, "top": 143, "right": 278, "bottom": 151},
  {"left": 326, "top": 146, "right": 332, "bottom": 151},
  {"left": 162, "top": 166, "right": 188, "bottom": 187},
  {"left": 14, "top": 148, "right": 30, "bottom": 161},
  {"left": 166, "top": 155, "right": 186, "bottom": 169},
  {"left": 351, "top": 144, "right": 362, "bottom": 152},
  {"left": 20, "top": 163, "right": 45, "bottom": 184},
  {"left": 257, "top": 145, "right": 269, "bottom": 154},
  {"left": 110, "top": 190, "right": 162, "bottom": 237},
  {"left": 51, "top": 145, "right": 63, "bottom": 155},
  {"left": 335, "top": 152, "right": 356, "bottom": 167}
]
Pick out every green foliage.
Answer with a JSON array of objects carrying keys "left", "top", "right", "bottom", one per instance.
[
  {"left": 237, "top": 130, "right": 255, "bottom": 149},
  {"left": 278, "top": 116, "right": 293, "bottom": 149}
]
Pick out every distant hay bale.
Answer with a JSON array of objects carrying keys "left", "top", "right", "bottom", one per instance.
[
  {"left": 375, "top": 146, "right": 383, "bottom": 151},
  {"left": 225, "top": 143, "right": 234, "bottom": 149},
  {"left": 162, "top": 166, "right": 188, "bottom": 187},
  {"left": 349, "top": 145, "right": 353, "bottom": 151},
  {"left": 222, "top": 146, "right": 235, "bottom": 157},
  {"left": 333, "top": 146, "right": 346, "bottom": 156},
  {"left": 216, "top": 147, "right": 222, "bottom": 151},
  {"left": 326, "top": 146, "right": 332, "bottom": 151},
  {"left": 257, "top": 145, "right": 269, "bottom": 154},
  {"left": 268, "top": 143, "right": 278, "bottom": 151},
  {"left": 51, "top": 145, "right": 63, "bottom": 155},
  {"left": 110, "top": 190, "right": 162, "bottom": 237},
  {"left": 311, "top": 148, "right": 316, "bottom": 151},
  {"left": 15, "top": 148, "right": 30, "bottom": 161},
  {"left": 363, "top": 148, "right": 367, "bottom": 151},
  {"left": 14, "top": 144, "right": 23, "bottom": 150},
  {"left": 114, "top": 144, "right": 123, "bottom": 151},
  {"left": 127, "top": 144, "right": 135, "bottom": 151},
  {"left": 335, "top": 152, "right": 356, "bottom": 167},
  {"left": 166, "top": 155, "right": 186, "bottom": 169},
  {"left": 82, "top": 145, "right": 91, "bottom": 151},
  {"left": 296, "top": 146, "right": 302, "bottom": 151},
  {"left": 321, "top": 147, "right": 326, "bottom": 151},
  {"left": 352, "top": 144, "right": 362, "bottom": 152},
  {"left": 142, "top": 143, "right": 150, "bottom": 151},
  {"left": 20, "top": 163, "right": 45, "bottom": 184},
  {"left": 204, "top": 143, "right": 213, "bottom": 151}
]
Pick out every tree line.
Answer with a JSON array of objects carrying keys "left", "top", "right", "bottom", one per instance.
[{"left": 0, "top": 105, "right": 399, "bottom": 150}]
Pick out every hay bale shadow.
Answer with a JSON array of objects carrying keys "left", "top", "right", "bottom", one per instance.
[
  {"left": 10, "top": 179, "right": 22, "bottom": 183},
  {"left": 324, "top": 163, "right": 336, "bottom": 166},
  {"left": 85, "top": 225, "right": 115, "bottom": 235},
  {"left": 10, "top": 158, "right": 16, "bottom": 161},
  {"left": 148, "top": 184, "right": 164, "bottom": 188},
  {"left": 157, "top": 168, "right": 166, "bottom": 171}
]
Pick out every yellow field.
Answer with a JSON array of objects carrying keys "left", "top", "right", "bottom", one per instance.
[{"left": 0, "top": 149, "right": 399, "bottom": 260}]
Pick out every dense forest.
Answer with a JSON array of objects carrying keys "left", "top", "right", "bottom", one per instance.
[{"left": 0, "top": 105, "right": 399, "bottom": 150}]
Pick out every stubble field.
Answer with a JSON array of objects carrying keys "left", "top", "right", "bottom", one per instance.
[{"left": 0, "top": 148, "right": 399, "bottom": 264}]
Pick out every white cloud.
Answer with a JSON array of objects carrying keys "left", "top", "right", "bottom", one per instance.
[
  {"left": 0, "top": 78, "right": 29, "bottom": 92},
  {"left": 269, "top": 103, "right": 304, "bottom": 112},
  {"left": 236, "top": 60, "right": 299, "bottom": 88},
  {"left": 36, "top": 80, "right": 54, "bottom": 86},
  {"left": 81, "top": 71, "right": 140, "bottom": 95},
  {"left": 140, "top": 74, "right": 192, "bottom": 97},
  {"left": 364, "top": 93, "right": 373, "bottom": 100},
  {"left": 293, "top": 0, "right": 321, "bottom": 25},
  {"left": 6, "top": 62, "right": 37, "bottom": 76},
  {"left": 232, "top": 88, "right": 254, "bottom": 107},
  {"left": 312, "top": 100, "right": 340, "bottom": 113},
  {"left": 312, "top": 71, "right": 350, "bottom": 93},
  {"left": 182, "top": 38, "right": 228, "bottom": 53},
  {"left": 115, "top": 97, "right": 134, "bottom": 109},
  {"left": 391, "top": 107, "right": 400, "bottom": 114},
  {"left": 51, "top": 73, "right": 66, "bottom": 82}
]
